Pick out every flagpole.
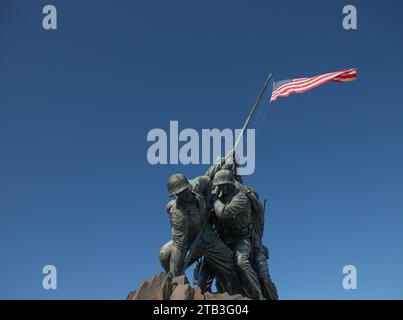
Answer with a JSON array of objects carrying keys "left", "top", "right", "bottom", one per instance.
[{"left": 225, "top": 72, "right": 273, "bottom": 160}]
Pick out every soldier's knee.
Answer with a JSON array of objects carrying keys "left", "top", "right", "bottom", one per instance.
[
  {"left": 159, "top": 249, "right": 168, "bottom": 261},
  {"left": 159, "top": 241, "right": 173, "bottom": 272},
  {"left": 159, "top": 250, "right": 169, "bottom": 262}
]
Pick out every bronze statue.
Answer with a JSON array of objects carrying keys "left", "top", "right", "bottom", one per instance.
[
  {"left": 160, "top": 158, "right": 278, "bottom": 300},
  {"left": 158, "top": 174, "right": 239, "bottom": 296}
]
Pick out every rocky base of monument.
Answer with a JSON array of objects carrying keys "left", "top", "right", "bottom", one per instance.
[{"left": 127, "top": 272, "right": 250, "bottom": 300}]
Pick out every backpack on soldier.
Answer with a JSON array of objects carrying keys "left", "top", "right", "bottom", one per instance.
[{"left": 235, "top": 181, "right": 265, "bottom": 240}]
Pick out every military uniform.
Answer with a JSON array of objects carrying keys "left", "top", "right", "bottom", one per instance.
[
  {"left": 159, "top": 175, "right": 237, "bottom": 293},
  {"left": 207, "top": 159, "right": 278, "bottom": 300},
  {"left": 236, "top": 182, "right": 278, "bottom": 300},
  {"left": 213, "top": 170, "right": 264, "bottom": 300}
]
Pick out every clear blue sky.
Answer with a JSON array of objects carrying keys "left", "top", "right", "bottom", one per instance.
[{"left": 1, "top": 0, "right": 402, "bottom": 299}]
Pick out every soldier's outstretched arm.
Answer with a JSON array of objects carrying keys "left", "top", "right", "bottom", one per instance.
[
  {"left": 204, "top": 157, "right": 227, "bottom": 180},
  {"left": 204, "top": 155, "right": 238, "bottom": 180},
  {"left": 190, "top": 175, "right": 211, "bottom": 195}
]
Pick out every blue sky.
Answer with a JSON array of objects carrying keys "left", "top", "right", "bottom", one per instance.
[{"left": 0, "top": 0, "right": 402, "bottom": 299}]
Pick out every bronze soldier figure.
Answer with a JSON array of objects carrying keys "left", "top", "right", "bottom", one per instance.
[
  {"left": 212, "top": 169, "right": 265, "bottom": 300},
  {"left": 206, "top": 157, "right": 278, "bottom": 299},
  {"left": 159, "top": 173, "right": 239, "bottom": 294}
]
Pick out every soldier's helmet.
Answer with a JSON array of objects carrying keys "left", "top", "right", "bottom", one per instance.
[
  {"left": 167, "top": 173, "right": 191, "bottom": 196},
  {"left": 213, "top": 169, "right": 235, "bottom": 186}
]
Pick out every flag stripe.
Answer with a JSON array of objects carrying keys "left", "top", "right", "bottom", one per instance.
[
  {"left": 272, "top": 76, "right": 323, "bottom": 95},
  {"left": 333, "top": 74, "right": 356, "bottom": 80},
  {"left": 272, "top": 78, "right": 309, "bottom": 93},
  {"left": 271, "top": 68, "right": 356, "bottom": 102},
  {"left": 273, "top": 69, "right": 351, "bottom": 96},
  {"left": 333, "top": 78, "right": 355, "bottom": 82},
  {"left": 272, "top": 78, "right": 334, "bottom": 101},
  {"left": 272, "top": 72, "right": 338, "bottom": 97},
  {"left": 272, "top": 77, "right": 337, "bottom": 101},
  {"left": 271, "top": 69, "right": 352, "bottom": 96},
  {"left": 271, "top": 71, "right": 356, "bottom": 101},
  {"left": 272, "top": 71, "right": 346, "bottom": 100}
]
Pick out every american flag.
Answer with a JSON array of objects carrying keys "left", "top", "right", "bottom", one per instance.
[{"left": 270, "top": 68, "right": 357, "bottom": 102}]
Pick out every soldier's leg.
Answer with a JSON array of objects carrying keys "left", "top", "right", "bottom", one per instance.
[
  {"left": 193, "top": 258, "right": 215, "bottom": 293},
  {"left": 200, "top": 225, "right": 241, "bottom": 295},
  {"left": 159, "top": 240, "right": 173, "bottom": 272},
  {"left": 232, "top": 238, "right": 265, "bottom": 300},
  {"left": 253, "top": 245, "right": 278, "bottom": 300}
]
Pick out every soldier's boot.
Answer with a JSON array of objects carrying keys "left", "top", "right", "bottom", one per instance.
[{"left": 260, "top": 277, "right": 278, "bottom": 300}]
